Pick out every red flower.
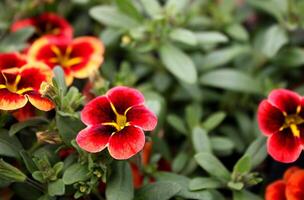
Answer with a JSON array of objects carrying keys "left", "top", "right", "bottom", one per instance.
[
  {"left": 11, "top": 12, "right": 73, "bottom": 40},
  {"left": 265, "top": 166, "right": 304, "bottom": 200},
  {"left": 76, "top": 86, "right": 157, "bottom": 160},
  {"left": 0, "top": 53, "right": 27, "bottom": 70},
  {"left": 257, "top": 89, "right": 304, "bottom": 163},
  {"left": 0, "top": 62, "right": 54, "bottom": 111},
  {"left": 27, "top": 36, "right": 104, "bottom": 85}
]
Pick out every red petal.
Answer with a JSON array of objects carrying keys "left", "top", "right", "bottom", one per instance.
[
  {"left": 81, "top": 96, "right": 115, "bottom": 125},
  {"left": 107, "top": 86, "right": 145, "bottom": 114},
  {"left": 26, "top": 91, "right": 54, "bottom": 111},
  {"left": 18, "top": 62, "right": 52, "bottom": 90},
  {"left": 0, "top": 89, "right": 28, "bottom": 110},
  {"left": 131, "top": 163, "right": 144, "bottom": 189},
  {"left": 0, "top": 53, "right": 26, "bottom": 70},
  {"left": 70, "top": 37, "right": 104, "bottom": 79},
  {"left": 11, "top": 18, "right": 35, "bottom": 32},
  {"left": 257, "top": 100, "right": 284, "bottom": 135},
  {"left": 108, "top": 126, "right": 145, "bottom": 160},
  {"left": 283, "top": 166, "right": 301, "bottom": 182},
  {"left": 286, "top": 170, "right": 304, "bottom": 200},
  {"left": 267, "top": 131, "right": 302, "bottom": 163},
  {"left": 265, "top": 180, "right": 287, "bottom": 200},
  {"left": 11, "top": 103, "right": 36, "bottom": 121},
  {"left": 76, "top": 125, "right": 114, "bottom": 153},
  {"left": 127, "top": 105, "right": 157, "bottom": 131},
  {"left": 268, "top": 89, "right": 301, "bottom": 114}
]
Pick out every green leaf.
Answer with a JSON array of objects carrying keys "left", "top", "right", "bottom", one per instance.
[
  {"left": 172, "top": 152, "right": 189, "bottom": 173},
  {"left": 170, "top": 28, "right": 197, "bottom": 46},
  {"left": 9, "top": 117, "right": 49, "bottom": 136},
  {"left": 48, "top": 179, "right": 65, "bottom": 196},
  {"left": 244, "top": 136, "right": 267, "bottom": 169},
  {"left": 189, "top": 177, "right": 222, "bottom": 191},
  {"left": 200, "top": 69, "right": 261, "bottom": 94},
  {"left": 90, "top": 5, "right": 139, "bottom": 29},
  {"left": 115, "top": 0, "right": 142, "bottom": 21},
  {"left": 0, "top": 129, "right": 23, "bottom": 158},
  {"left": 191, "top": 127, "right": 211, "bottom": 153},
  {"left": 139, "top": 0, "right": 162, "bottom": 18},
  {"left": 233, "top": 155, "right": 252, "bottom": 175},
  {"left": 160, "top": 43, "right": 197, "bottom": 84},
  {"left": 195, "top": 31, "right": 228, "bottom": 45},
  {"left": 211, "top": 136, "right": 235, "bottom": 156},
  {"left": 56, "top": 113, "right": 85, "bottom": 146},
  {"left": 199, "top": 45, "right": 249, "bottom": 70},
  {"left": 20, "top": 150, "right": 37, "bottom": 173},
  {"left": 185, "top": 104, "right": 202, "bottom": 129},
  {"left": 274, "top": 47, "right": 304, "bottom": 67},
  {"left": 135, "top": 181, "right": 181, "bottom": 200},
  {"left": 100, "top": 28, "right": 123, "bottom": 46},
  {"left": 53, "top": 66, "right": 67, "bottom": 96},
  {"left": 226, "top": 24, "right": 249, "bottom": 41},
  {"left": 0, "top": 159, "right": 26, "bottom": 182},
  {"left": 62, "top": 163, "right": 89, "bottom": 185},
  {"left": 167, "top": 114, "right": 188, "bottom": 135},
  {"left": 165, "top": 0, "right": 188, "bottom": 15},
  {"left": 255, "top": 25, "right": 288, "bottom": 58},
  {"left": 0, "top": 27, "right": 35, "bottom": 52},
  {"left": 195, "top": 152, "right": 230, "bottom": 181},
  {"left": 233, "top": 190, "right": 262, "bottom": 200},
  {"left": 106, "top": 161, "right": 134, "bottom": 200},
  {"left": 202, "top": 111, "right": 226, "bottom": 132}
]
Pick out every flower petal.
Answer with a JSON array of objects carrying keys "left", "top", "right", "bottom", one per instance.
[
  {"left": 70, "top": 37, "right": 104, "bottom": 79},
  {"left": 265, "top": 180, "right": 286, "bottom": 200},
  {"left": 283, "top": 166, "right": 301, "bottom": 182},
  {"left": 257, "top": 100, "right": 285, "bottom": 136},
  {"left": 0, "top": 89, "right": 28, "bottom": 110},
  {"left": 267, "top": 130, "right": 302, "bottom": 163},
  {"left": 11, "top": 103, "right": 36, "bottom": 121},
  {"left": 127, "top": 105, "right": 157, "bottom": 131},
  {"left": 81, "top": 96, "right": 115, "bottom": 125},
  {"left": 268, "top": 89, "right": 301, "bottom": 114},
  {"left": 76, "top": 125, "right": 114, "bottom": 153},
  {"left": 286, "top": 170, "right": 304, "bottom": 200},
  {"left": 0, "top": 52, "right": 26, "bottom": 70},
  {"left": 26, "top": 91, "right": 54, "bottom": 111},
  {"left": 107, "top": 86, "right": 145, "bottom": 114},
  {"left": 108, "top": 126, "right": 145, "bottom": 160}
]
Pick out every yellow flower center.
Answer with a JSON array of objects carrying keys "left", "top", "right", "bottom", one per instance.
[
  {"left": 102, "top": 103, "right": 130, "bottom": 131},
  {"left": 280, "top": 106, "right": 304, "bottom": 138},
  {"left": 0, "top": 73, "right": 33, "bottom": 94},
  {"left": 49, "top": 45, "right": 82, "bottom": 68}
]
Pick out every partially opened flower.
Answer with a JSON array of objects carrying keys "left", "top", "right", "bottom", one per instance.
[
  {"left": 0, "top": 63, "right": 54, "bottom": 111},
  {"left": 265, "top": 166, "right": 303, "bottom": 200},
  {"left": 27, "top": 36, "right": 104, "bottom": 85},
  {"left": 257, "top": 89, "right": 304, "bottom": 163},
  {"left": 11, "top": 12, "right": 73, "bottom": 41},
  {"left": 76, "top": 86, "right": 157, "bottom": 160}
]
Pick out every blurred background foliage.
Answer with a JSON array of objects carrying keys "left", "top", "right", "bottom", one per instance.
[{"left": 1, "top": 0, "right": 304, "bottom": 199}]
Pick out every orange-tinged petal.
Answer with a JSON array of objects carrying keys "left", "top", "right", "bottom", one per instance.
[
  {"left": 265, "top": 180, "right": 286, "bottom": 200},
  {"left": 69, "top": 37, "right": 104, "bottom": 79},
  {"left": 26, "top": 91, "right": 54, "bottom": 111},
  {"left": 0, "top": 89, "right": 28, "bottom": 110},
  {"left": 286, "top": 170, "right": 304, "bottom": 200},
  {"left": 283, "top": 166, "right": 301, "bottom": 182}
]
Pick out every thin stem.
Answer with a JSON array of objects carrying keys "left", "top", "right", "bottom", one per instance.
[{"left": 26, "top": 178, "right": 44, "bottom": 193}]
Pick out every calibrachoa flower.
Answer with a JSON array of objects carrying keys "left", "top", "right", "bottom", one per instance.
[
  {"left": 0, "top": 52, "right": 26, "bottom": 70},
  {"left": 0, "top": 63, "right": 54, "bottom": 111},
  {"left": 27, "top": 36, "right": 104, "bottom": 85},
  {"left": 76, "top": 86, "right": 157, "bottom": 160},
  {"left": 265, "top": 166, "right": 304, "bottom": 200},
  {"left": 11, "top": 12, "right": 73, "bottom": 40},
  {"left": 258, "top": 89, "right": 304, "bottom": 163}
]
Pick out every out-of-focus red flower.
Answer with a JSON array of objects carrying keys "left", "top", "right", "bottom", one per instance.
[
  {"left": 0, "top": 63, "right": 54, "bottom": 111},
  {"left": 257, "top": 89, "right": 304, "bottom": 163},
  {"left": 11, "top": 12, "right": 73, "bottom": 41},
  {"left": 11, "top": 103, "right": 36, "bottom": 121},
  {"left": 265, "top": 166, "right": 304, "bottom": 200},
  {"left": 0, "top": 53, "right": 27, "bottom": 69},
  {"left": 27, "top": 36, "right": 104, "bottom": 85},
  {"left": 58, "top": 147, "right": 75, "bottom": 160},
  {"left": 76, "top": 86, "right": 157, "bottom": 160}
]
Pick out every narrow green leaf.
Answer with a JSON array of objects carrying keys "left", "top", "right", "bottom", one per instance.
[
  {"left": 189, "top": 177, "right": 222, "bottom": 191},
  {"left": 139, "top": 0, "right": 162, "bottom": 18},
  {"left": 192, "top": 127, "right": 211, "bottom": 153},
  {"left": 90, "top": 6, "right": 139, "bottom": 29},
  {"left": 211, "top": 136, "right": 235, "bottom": 156},
  {"left": 0, "top": 129, "right": 23, "bottom": 158},
  {"left": 170, "top": 28, "right": 197, "bottom": 46},
  {"left": 172, "top": 152, "right": 189, "bottom": 173},
  {"left": 200, "top": 69, "right": 261, "bottom": 94},
  {"left": 202, "top": 112, "right": 226, "bottom": 132},
  {"left": 20, "top": 150, "right": 37, "bottom": 173},
  {"left": 195, "top": 31, "right": 228, "bottom": 45},
  {"left": 106, "top": 161, "right": 134, "bottom": 200},
  {"left": 115, "top": 0, "right": 142, "bottom": 21},
  {"left": 244, "top": 136, "right": 267, "bottom": 169},
  {"left": 233, "top": 155, "right": 252, "bottom": 175},
  {"left": 167, "top": 114, "right": 188, "bottom": 135},
  {"left": 63, "top": 163, "right": 89, "bottom": 185},
  {"left": 9, "top": 117, "right": 49, "bottom": 136},
  {"left": 160, "top": 43, "right": 197, "bottom": 84},
  {"left": 274, "top": 47, "right": 304, "bottom": 67},
  {"left": 195, "top": 152, "right": 230, "bottom": 181}
]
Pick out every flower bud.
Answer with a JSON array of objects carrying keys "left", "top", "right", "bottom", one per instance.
[{"left": 0, "top": 159, "right": 26, "bottom": 182}]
